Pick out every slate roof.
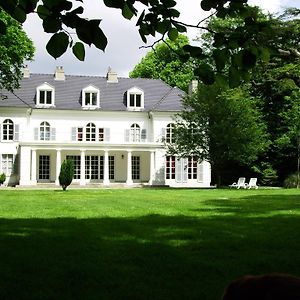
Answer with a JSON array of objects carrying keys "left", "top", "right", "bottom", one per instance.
[{"left": 0, "top": 73, "right": 185, "bottom": 112}]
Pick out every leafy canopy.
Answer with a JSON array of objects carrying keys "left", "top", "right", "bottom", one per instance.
[
  {"left": 1, "top": 0, "right": 298, "bottom": 85},
  {"left": 0, "top": 11, "right": 34, "bottom": 92},
  {"left": 130, "top": 34, "right": 195, "bottom": 92}
]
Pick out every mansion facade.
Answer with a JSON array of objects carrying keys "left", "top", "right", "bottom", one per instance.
[{"left": 0, "top": 67, "right": 211, "bottom": 188}]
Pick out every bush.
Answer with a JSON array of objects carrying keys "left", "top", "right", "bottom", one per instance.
[
  {"left": 284, "top": 173, "right": 300, "bottom": 188},
  {"left": 261, "top": 166, "right": 278, "bottom": 186},
  {"left": 0, "top": 173, "right": 6, "bottom": 185},
  {"left": 59, "top": 159, "right": 74, "bottom": 191}
]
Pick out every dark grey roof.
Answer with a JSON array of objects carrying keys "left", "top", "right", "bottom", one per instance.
[{"left": 0, "top": 74, "right": 185, "bottom": 112}]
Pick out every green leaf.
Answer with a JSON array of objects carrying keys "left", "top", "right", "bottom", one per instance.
[
  {"left": 43, "top": 17, "right": 62, "bottom": 33},
  {"left": 183, "top": 45, "right": 204, "bottom": 58},
  {"left": 213, "top": 49, "right": 227, "bottom": 71},
  {"left": 93, "top": 27, "right": 108, "bottom": 51},
  {"left": 72, "top": 42, "right": 85, "bottom": 61},
  {"left": 12, "top": 6, "right": 27, "bottom": 23},
  {"left": 122, "top": 3, "right": 134, "bottom": 20},
  {"left": 46, "top": 32, "right": 69, "bottom": 59},
  {"left": 37, "top": 5, "right": 50, "bottom": 20},
  {"left": 156, "top": 20, "right": 170, "bottom": 34},
  {"left": 242, "top": 49, "right": 257, "bottom": 70},
  {"left": 194, "top": 64, "right": 215, "bottom": 85},
  {"left": 259, "top": 47, "right": 270, "bottom": 63},
  {"left": 201, "top": 0, "right": 213, "bottom": 11},
  {"left": 174, "top": 23, "right": 187, "bottom": 33},
  {"left": 168, "top": 28, "right": 178, "bottom": 41},
  {"left": 0, "top": 19, "right": 7, "bottom": 35}
]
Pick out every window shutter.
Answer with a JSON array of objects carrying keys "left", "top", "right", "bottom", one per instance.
[
  {"left": 13, "top": 154, "right": 19, "bottom": 174},
  {"left": 197, "top": 161, "right": 204, "bottom": 182},
  {"left": 141, "top": 129, "right": 147, "bottom": 142},
  {"left": 175, "top": 158, "right": 182, "bottom": 183},
  {"left": 125, "top": 129, "right": 130, "bottom": 142},
  {"left": 34, "top": 127, "right": 39, "bottom": 140},
  {"left": 182, "top": 158, "right": 188, "bottom": 183},
  {"left": 51, "top": 128, "right": 56, "bottom": 141},
  {"left": 104, "top": 128, "right": 110, "bottom": 142},
  {"left": 14, "top": 124, "right": 20, "bottom": 141},
  {"left": 161, "top": 128, "right": 166, "bottom": 142},
  {"left": 71, "top": 127, "right": 77, "bottom": 141}
]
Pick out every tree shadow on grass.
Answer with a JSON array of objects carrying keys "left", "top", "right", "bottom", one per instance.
[{"left": 1, "top": 195, "right": 300, "bottom": 300}]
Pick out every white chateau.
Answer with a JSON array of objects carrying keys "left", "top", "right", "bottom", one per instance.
[{"left": 0, "top": 67, "right": 211, "bottom": 187}]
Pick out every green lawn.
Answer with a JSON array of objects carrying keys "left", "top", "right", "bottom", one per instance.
[{"left": 1, "top": 188, "right": 300, "bottom": 300}]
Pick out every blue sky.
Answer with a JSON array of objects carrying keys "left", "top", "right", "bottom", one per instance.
[{"left": 23, "top": 0, "right": 300, "bottom": 77}]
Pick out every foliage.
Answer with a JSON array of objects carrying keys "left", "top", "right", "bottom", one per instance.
[
  {"left": 130, "top": 35, "right": 194, "bottom": 92},
  {"left": 1, "top": 1, "right": 299, "bottom": 86},
  {"left": 260, "top": 164, "right": 278, "bottom": 186},
  {"left": 169, "top": 81, "right": 269, "bottom": 185},
  {"left": 0, "top": 11, "right": 34, "bottom": 91},
  {"left": 0, "top": 173, "right": 6, "bottom": 184},
  {"left": 283, "top": 173, "right": 300, "bottom": 188},
  {"left": 58, "top": 159, "right": 74, "bottom": 191}
]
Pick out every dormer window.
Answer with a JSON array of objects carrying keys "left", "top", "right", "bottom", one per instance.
[
  {"left": 82, "top": 85, "right": 100, "bottom": 109},
  {"left": 127, "top": 87, "right": 144, "bottom": 110},
  {"left": 36, "top": 83, "right": 55, "bottom": 107}
]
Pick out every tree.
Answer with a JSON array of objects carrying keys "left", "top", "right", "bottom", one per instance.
[
  {"left": 130, "top": 35, "right": 194, "bottom": 92},
  {"left": 59, "top": 159, "right": 74, "bottom": 191},
  {"left": 1, "top": 1, "right": 298, "bottom": 86},
  {"left": 0, "top": 11, "right": 34, "bottom": 92},
  {"left": 168, "top": 81, "right": 269, "bottom": 186}
]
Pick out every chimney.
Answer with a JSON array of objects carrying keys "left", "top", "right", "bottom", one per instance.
[
  {"left": 106, "top": 67, "right": 118, "bottom": 83},
  {"left": 188, "top": 80, "right": 198, "bottom": 95},
  {"left": 54, "top": 66, "right": 65, "bottom": 81},
  {"left": 22, "top": 65, "right": 30, "bottom": 78}
]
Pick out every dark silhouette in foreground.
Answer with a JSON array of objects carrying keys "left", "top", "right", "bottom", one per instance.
[{"left": 222, "top": 273, "right": 300, "bottom": 300}]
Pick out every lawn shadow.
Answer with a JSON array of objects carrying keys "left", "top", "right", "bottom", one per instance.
[{"left": 1, "top": 204, "right": 300, "bottom": 300}]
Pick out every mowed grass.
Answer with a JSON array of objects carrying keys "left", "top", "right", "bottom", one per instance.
[{"left": 1, "top": 188, "right": 300, "bottom": 300}]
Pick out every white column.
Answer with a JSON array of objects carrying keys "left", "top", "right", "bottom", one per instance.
[
  {"left": 126, "top": 150, "right": 133, "bottom": 185},
  {"left": 31, "top": 149, "right": 37, "bottom": 184},
  {"left": 19, "top": 146, "right": 32, "bottom": 185},
  {"left": 103, "top": 150, "right": 110, "bottom": 185},
  {"left": 55, "top": 149, "right": 61, "bottom": 185},
  {"left": 80, "top": 150, "right": 86, "bottom": 185},
  {"left": 148, "top": 151, "right": 155, "bottom": 185}
]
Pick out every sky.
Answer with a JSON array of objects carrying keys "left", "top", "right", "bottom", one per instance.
[{"left": 23, "top": 0, "right": 300, "bottom": 77}]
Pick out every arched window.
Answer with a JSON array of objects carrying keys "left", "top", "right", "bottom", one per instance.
[
  {"left": 166, "top": 123, "right": 175, "bottom": 143},
  {"left": 40, "top": 121, "right": 50, "bottom": 141},
  {"left": 130, "top": 123, "right": 140, "bottom": 142},
  {"left": 2, "top": 119, "right": 14, "bottom": 141},
  {"left": 86, "top": 123, "right": 96, "bottom": 141}
]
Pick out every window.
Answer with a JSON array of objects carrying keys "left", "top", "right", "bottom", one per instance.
[
  {"left": 2, "top": 119, "right": 14, "bottom": 141},
  {"left": 77, "top": 127, "right": 83, "bottom": 141},
  {"left": 86, "top": 123, "right": 96, "bottom": 141},
  {"left": 66, "top": 155, "right": 81, "bottom": 179},
  {"left": 2, "top": 154, "right": 13, "bottom": 176},
  {"left": 132, "top": 156, "right": 140, "bottom": 180},
  {"left": 166, "top": 123, "right": 175, "bottom": 143},
  {"left": 82, "top": 85, "right": 100, "bottom": 108},
  {"left": 166, "top": 156, "right": 176, "bottom": 179},
  {"left": 40, "top": 122, "right": 51, "bottom": 141},
  {"left": 85, "top": 155, "right": 99, "bottom": 180},
  {"left": 36, "top": 83, "right": 55, "bottom": 107},
  {"left": 130, "top": 123, "right": 140, "bottom": 142},
  {"left": 39, "top": 155, "right": 50, "bottom": 180},
  {"left": 109, "top": 156, "right": 115, "bottom": 180},
  {"left": 188, "top": 157, "right": 198, "bottom": 179},
  {"left": 127, "top": 87, "right": 144, "bottom": 110},
  {"left": 99, "top": 128, "right": 104, "bottom": 141}
]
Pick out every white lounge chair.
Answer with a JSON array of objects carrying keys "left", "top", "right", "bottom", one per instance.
[
  {"left": 246, "top": 178, "right": 258, "bottom": 189},
  {"left": 229, "top": 177, "right": 247, "bottom": 189}
]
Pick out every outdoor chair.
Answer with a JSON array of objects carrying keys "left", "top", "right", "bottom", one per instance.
[
  {"left": 246, "top": 178, "right": 258, "bottom": 189},
  {"left": 229, "top": 177, "right": 247, "bottom": 189}
]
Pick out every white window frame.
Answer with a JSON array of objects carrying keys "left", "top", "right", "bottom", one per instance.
[
  {"left": 2, "top": 119, "right": 14, "bottom": 141},
  {"left": 166, "top": 123, "right": 175, "bottom": 143},
  {"left": 130, "top": 123, "right": 140, "bottom": 142},
  {"left": 36, "top": 83, "right": 55, "bottom": 107},
  {"left": 85, "top": 123, "right": 96, "bottom": 141},
  {"left": 1, "top": 154, "right": 14, "bottom": 176},
  {"left": 82, "top": 85, "right": 100, "bottom": 109},
  {"left": 127, "top": 87, "right": 144, "bottom": 110},
  {"left": 39, "top": 121, "right": 51, "bottom": 141}
]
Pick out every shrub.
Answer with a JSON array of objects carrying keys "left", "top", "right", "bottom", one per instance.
[
  {"left": 261, "top": 166, "right": 278, "bottom": 186},
  {"left": 0, "top": 173, "right": 6, "bottom": 185},
  {"left": 284, "top": 173, "right": 300, "bottom": 188},
  {"left": 59, "top": 159, "right": 74, "bottom": 191}
]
